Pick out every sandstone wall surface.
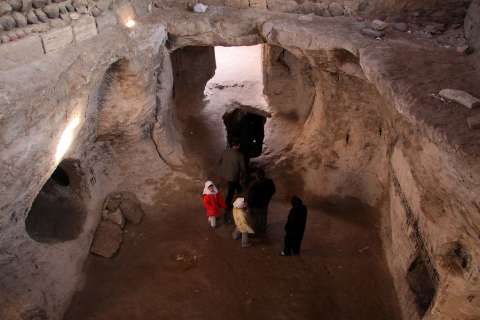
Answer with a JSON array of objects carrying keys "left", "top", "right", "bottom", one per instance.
[{"left": 0, "top": 17, "right": 173, "bottom": 319}]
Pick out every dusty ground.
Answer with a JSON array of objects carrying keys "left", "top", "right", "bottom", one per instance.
[{"left": 65, "top": 189, "right": 401, "bottom": 320}]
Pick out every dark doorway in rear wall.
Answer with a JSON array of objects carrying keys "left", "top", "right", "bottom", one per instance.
[
  {"left": 25, "top": 160, "right": 86, "bottom": 243},
  {"left": 223, "top": 105, "right": 269, "bottom": 163}
]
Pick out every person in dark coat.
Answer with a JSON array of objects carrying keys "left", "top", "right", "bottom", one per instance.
[
  {"left": 281, "top": 196, "right": 308, "bottom": 256},
  {"left": 218, "top": 142, "right": 246, "bottom": 224},
  {"left": 246, "top": 168, "right": 276, "bottom": 234}
]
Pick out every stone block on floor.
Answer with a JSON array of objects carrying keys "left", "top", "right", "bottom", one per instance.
[{"left": 90, "top": 221, "right": 123, "bottom": 258}]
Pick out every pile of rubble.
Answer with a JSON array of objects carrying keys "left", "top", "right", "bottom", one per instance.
[
  {"left": 0, "top": 0, "right": 106, "bottom": 44},
  {"left": 90, "top": 191, "right": 145, "bottom": 258}
]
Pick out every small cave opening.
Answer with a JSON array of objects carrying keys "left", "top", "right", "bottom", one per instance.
[
  {"left": 25, "top": 160, "right": 86, "bottom": 243},
  {"left": 407, "top": 254, "right": 438, "bottom": 317},
  {"left": 223, "top": 106, "right": 268, "bottom": 163}
]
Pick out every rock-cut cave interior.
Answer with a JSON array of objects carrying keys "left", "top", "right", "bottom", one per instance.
[{"left": 1, "top": 0, "right": 480, "bottom": 319}]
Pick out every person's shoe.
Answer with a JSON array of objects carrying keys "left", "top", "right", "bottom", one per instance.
[{"left": 241, "top": 243, "right": 252, "bottom": 248}]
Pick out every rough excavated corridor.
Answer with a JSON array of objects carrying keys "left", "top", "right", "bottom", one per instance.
[
  {"left": 1, "top": 1, "right": 480, "bottom": 320},
  {"left": 63, "top": 45, "right": 400, "bottom": 319}
]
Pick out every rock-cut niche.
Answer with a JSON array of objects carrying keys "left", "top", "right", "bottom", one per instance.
[{"left": 25, "top": 160, "right": 86, "bottom": 243}]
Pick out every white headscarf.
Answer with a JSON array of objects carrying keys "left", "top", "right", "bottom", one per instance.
[
  {"left": 233, "top": 197, "right": 246, "bottom": 209},
  {"left": 203, "top": 181, "right": 218, "bottom": 195}
]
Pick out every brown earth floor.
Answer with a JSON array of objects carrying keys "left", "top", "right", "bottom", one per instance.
[{"left": 64, "top": 190, "right": 401, "bottom": 320}]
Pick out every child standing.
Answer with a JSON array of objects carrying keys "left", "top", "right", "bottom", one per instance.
[
  {"left": 232, "top": 197, "right": 255, "bottom": 248},
  {"left": 203, "top": 181, "right": 227, "bottom": 228}
]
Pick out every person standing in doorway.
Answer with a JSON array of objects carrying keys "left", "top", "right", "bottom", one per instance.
[
  {"left": 246, "top": 168, "right": 276, "bottom": 234},
  {"left": 219, "top": 141, "right": 246, "bottom": 224},
  {"left": 202, "top": 181, "right": 227, "bottom": 228},
  {"left": 281, "top": 196, "right": 308, "bottom": 256}
]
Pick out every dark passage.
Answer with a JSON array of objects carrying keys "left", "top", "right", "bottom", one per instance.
[
  {"left": 223, "top": 107, "right": 268, "bottom": 162},
  {"left": 25, "top": 164, "right": 86, "bottom": 243}
]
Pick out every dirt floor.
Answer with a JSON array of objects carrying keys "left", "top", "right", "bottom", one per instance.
[{"left": 65, "top": 190, "right": 401, "bottom": 320}]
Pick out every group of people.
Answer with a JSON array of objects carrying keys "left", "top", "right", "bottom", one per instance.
[{"left": 202, "top": 142, "right": 308, "bottom": 256}]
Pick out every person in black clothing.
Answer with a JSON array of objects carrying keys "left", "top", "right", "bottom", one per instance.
[
  {"left": 246, "top": 168, "right": 276, "bottom": 234},
  {"left": 281, "top": 196, "right": 308, "bottom": 256}
]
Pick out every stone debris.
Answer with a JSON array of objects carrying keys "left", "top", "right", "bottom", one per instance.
[
  {"left": 425, "top": 23, "right": 445, "bottom": 35},
  {"left": 12, "top": 11, "right": 27, "bottom": 27},
  {"left": 102, "top": 208, "right": 125, "bottom": 228},
  {"left": 90, "top": 192, "right": 145, "bottom": 258},
  {"left": 371, "top": 19, "right": 388, "bottom": 31},
  {"left": 361, "top": 27, "right": 384, "bottom": 39},
  {"left": 439, "top": 89, "right": 480, "bottom": 109},
  {"left": 393, "top": 22, "right": 408, "bottom": 32},
  {"left": 120, "top": 192, "right": 145, "bottom": 224},
  {"left": 21, "top": 0, "right": 32, "bottom": 12},
  {"left": 26, "top": 9, "right": 38, "bottom": 23},
  {"left": 90, "top": 221, "right": 123, "bottom": 258},
  {"left": 34, "top": 8, "right": 49, "bottom": 22},
  {"left": 8, "top": 0, "right": 22, "bottom": 11},
  {"left": 328, "top": 2, "right": 344, "bottom": 16},
  {"left": 0, "top": 15, "right": 16, "bottom": 30},
  {"left": 103, "top": 192, "right": 145, "bottom": 225},
  {"left": 32, "top": 0, "right": 47, "bottom": 9},
  {"left": 43, "top": 3, "right": 60, "bottom": 18},
  {"left": 0, "top": 2, "right": 13, "bottom": 16},
  {"left": 467, "top": 112, "right": 480, "bottom": 129},
  {"left": 193, "top": 3, "right": 208, "bottom": 13},
  {"left": 0, "top": 0, "right": 107, "bottom": 46}
]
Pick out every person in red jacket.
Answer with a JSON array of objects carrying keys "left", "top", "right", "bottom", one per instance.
[{"left": 203, "top": 181, "right": 227, "bottom": 228}]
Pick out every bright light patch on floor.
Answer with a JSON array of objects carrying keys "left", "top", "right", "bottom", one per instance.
[
  {"left": 55, "top": 116, "right": 81, "bottom": 163},
  {"left": 210, "top": 45, "right": 263, "bottom": 83}
]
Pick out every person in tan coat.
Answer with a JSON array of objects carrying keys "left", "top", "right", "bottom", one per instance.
[{"left": 231, "top": 197, "right": 254, "bottom": 248}]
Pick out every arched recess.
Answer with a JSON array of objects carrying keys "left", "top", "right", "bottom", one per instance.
[
  {"left": 96, "top": 58, "right": 154, "bottom": 141},
  {"left": 25, "top": 159, "right": 86, "bottom": 243}
]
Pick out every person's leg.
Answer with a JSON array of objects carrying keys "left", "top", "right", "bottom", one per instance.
[
  {"left": 241, "top": 232, "right": 250, "bottom": 248},
  {"left": 282, "top": 235, "right": 293, "bottom": 256},
  {"left": 208, "top": 216, "right": 216, "bottom": 228},
  {"left": 232, "top": 228, "right": 241, "bottom": 240},
  {"left": 259, "top": 207, "right": 267, "bottom": 234},
  {"left": 292, "top": 237, "right": 302, "bottom": 256},
  {"left": 249, "top": 208, "right": 259, "bottom": 234},
  {"left": 224, "top": 181, "right": 236, "bottom": 224}
]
